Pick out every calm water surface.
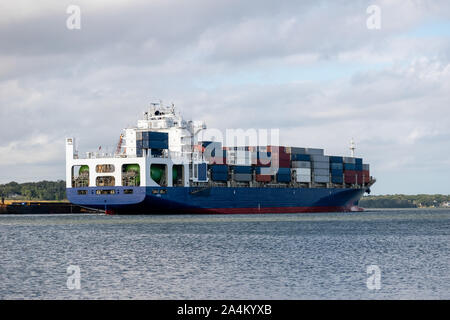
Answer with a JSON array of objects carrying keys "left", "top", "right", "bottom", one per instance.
[{"left": 0, "top": 209, "right": 449, "bottom": 299}]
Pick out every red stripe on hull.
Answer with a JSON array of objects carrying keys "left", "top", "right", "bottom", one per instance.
[{"left": 127, "top": 206, "right": 352, "bottom": 215}]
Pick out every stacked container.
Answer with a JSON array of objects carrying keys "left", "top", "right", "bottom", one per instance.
[
  {"left": 255, "top": 166, "right": 274, "bottom": 182},
  {"left": 329, "top": 156, "right": 344, "bottom": 184},
  {"left": 362, "top": 163, "right": 370, "bottom": 184},
  {"left": 268, "top": 146, "right": 290, "bottom": 168},
  {"left": 311, "top": 155, "right": 330, "bottom": 183},
  {"left": 136, "top": 131, "right": 169, "bottom": 156},
  {"left": 343, "top": 157, "right": 356, "bottom": 184}
]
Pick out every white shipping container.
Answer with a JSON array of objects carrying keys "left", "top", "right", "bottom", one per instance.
[
  {"left": 314, "top": 175, "right": 329, "bottom": 183},
  {"left": 296, "top": 175, "right": 311, "bottom": 183},
  {"left": 295, "top": 168, "right": 311, "bottom": 175},
  {"left": 314, "top": 168, "right": 330, "bottom": 176}
]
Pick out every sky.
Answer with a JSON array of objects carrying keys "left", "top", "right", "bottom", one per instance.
[{"left": 0, "top": 0, "right": 449, "bottom": 194}]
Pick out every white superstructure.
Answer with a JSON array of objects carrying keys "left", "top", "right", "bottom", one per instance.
[{"left": 65, "top": 102, "right": 209, "bottom": 190}]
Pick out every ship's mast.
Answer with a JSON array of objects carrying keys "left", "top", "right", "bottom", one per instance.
[{"left": 349, "top": 138, "right": 356, "bottom": 157}]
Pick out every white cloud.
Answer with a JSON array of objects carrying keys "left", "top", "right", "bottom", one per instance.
[{"left": 0, "top": 0, "right": 449, "bottom": 194}]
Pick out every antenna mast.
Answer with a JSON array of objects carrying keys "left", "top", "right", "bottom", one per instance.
[{"left": 349, "top": 138, "right": 356, "bottom": 157}]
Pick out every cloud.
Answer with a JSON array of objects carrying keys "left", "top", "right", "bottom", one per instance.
[{"left": 0, "top": 0, "right": 449, "bottom": 194}]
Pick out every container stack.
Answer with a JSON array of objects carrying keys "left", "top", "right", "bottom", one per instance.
[
  {"left": 291, "top": 153, "right": 311, "bottom": 183},
  {"left": 268, "top": 146, "right": 290, "bottom": 168},
  {"left": 311, "top": 155, "right": 330, "bottom": 183},
  {"left": 355, "top": 158, "right": 363, "bottom": 184},
  {"left": 136, "top": 131, "right": 169, "bottom": 157},
  {"left": 329, "top": 156, "right": 344, "bottom": 184},
  {"left": 362, "top": 164, "right": 370, "bottom": 184},
  {"left": 343, "top": 157, "right": 356, "bottom": 184},
  {"left": 255, "top": 166, "right": 273, "bottom": 182}
]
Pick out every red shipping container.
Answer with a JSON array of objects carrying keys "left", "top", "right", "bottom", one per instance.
[
  {"left": 256, "top": 174, "right": 272, "bottom": 182},
  {"left": 344, "top": 170, "right": 357, "bottom": 184}
]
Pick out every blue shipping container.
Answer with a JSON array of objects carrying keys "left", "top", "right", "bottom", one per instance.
[
  {"left": 210, "top": 164, "right": 228, "bottom": 173},
  {"left": 331, "top": 176, "right": 343, "bottom": 184},
  {"left": 291, "top": 154, "right": 310, "bottom": 161},
  {"left": 147, "top": 140, "right": 168, "bottom": 149},
  {"left": 355, "top": 163, "right": 363, "bottom": 171},
  {"left": 276, "top": 174, "right": 291, "bottom": 182},
  {"left": 330, "top": 163, "right": 343, "bottom": 170},
  {"left": 355, "top": 158, "right": 363, "bottom": 165},
  {"left": 329, "top": 156, "right": 343, "bottom": 163},
  {"left": 211, "top": 172, "right": 228, "bottom": 181},
  {"left": 233, "top": 166, "right": 252, "bottom": 174},
  {"left": 331, "top": 169, "right": 343, "bottom": 176},
  {"left": 277, "top": 168, "right": 291, "bottom": 175},
  {"left": 344, "top": 163, "right": 356, "bottom": 170}
]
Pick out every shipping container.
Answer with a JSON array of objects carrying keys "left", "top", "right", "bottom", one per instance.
[
  {"left": 211, "top": 172, "right": 228, "bottom": 181},
  {"left": 355, "top": 163, "right": 363, "bottom": 171},
  {"left": 290, "top": 147, "right": 307, "bottom": 154},
  {"left": 210, "top": 164, "right": 228, "bottom": 173},
  {"left": 311, "top": 155, "right": 330, "bottom": 162},
  {"left": 233, "top": 166, "right": 252, "bottom": 174},
  {"left": 344, "top": 163, "right": 356, "bottom": 170},
  {"left": 313, "top": 175, "right": 329, "bottom": 183},
  {"left": 234, "top": 173, "right": 252, "bottom": 182},
  {"left": 305, "top": 148, "right": 324, "bottom": 155},
  {"left": 256, "top": 174, "right": 272, "bottom": 182},
  {"left": 295, "top": 168, "right": 311, "bottom": 176},
  {"left": 363, "top": 164, "right": 370, "bottom": 171},
  {"left": 343, "top": 157, "right": 356, "bottom": 164},
  {"left": 331, "top": 176, "right": 343, "bottom": 184},
  {"left": 276, "top": 174, "right": 291, "bottom": 182},
  {"left": 291, "top": 161, "right": 311, "bottom": 168},
  {"left": 355, "top": 158, "right": 363, "bottom": 165},
  {"left": 330, "top": 169, "right": 343, "bottom": 176},
  {"left": 311, "top": 161, "right": 329, "bottom": 169},
  {"left": 313, "top": 168, "right": 330, "bottom": 176},
  {"left": 296, "top": 175, "right": 311, "bottom": 183},
  {"left": 329, "top": 156, "right": 343, "bottom": 163},
  {"left": 330, "top": 163, "right": 343, "bottom": 170},
  {"left": 291, "top": 154, "right": 310, "bottom": 161}
]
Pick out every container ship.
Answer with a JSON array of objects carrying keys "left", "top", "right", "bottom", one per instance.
[{"left": 65, "top": 103, "right": 375, "bottom": 214}]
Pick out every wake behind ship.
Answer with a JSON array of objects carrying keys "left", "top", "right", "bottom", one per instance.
[{"left": 66, "top": 103, "right": 375, "bottom": 214}]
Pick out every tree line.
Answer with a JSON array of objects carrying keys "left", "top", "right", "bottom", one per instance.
[
  {"left": 360, "top": 194, "right": 450, "bottom": 208},
  {"left": 0, "top": 181, "right": 66, "bottom": 201}
]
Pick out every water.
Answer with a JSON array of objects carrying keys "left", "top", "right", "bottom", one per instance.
[{"left": 0, "top": 209, "right": 449, "bottom": 299}]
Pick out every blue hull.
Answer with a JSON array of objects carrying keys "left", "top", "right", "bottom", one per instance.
[{"left": 67, "top": 186, "right": 366, "bottom": 214}]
